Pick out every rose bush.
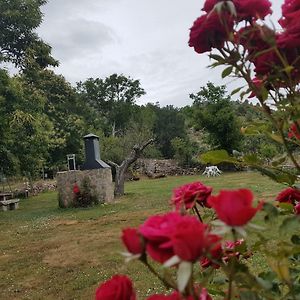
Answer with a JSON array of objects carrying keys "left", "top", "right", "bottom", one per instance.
[{"left": 94, "top": 0, "right": 300, "bottom": 299}]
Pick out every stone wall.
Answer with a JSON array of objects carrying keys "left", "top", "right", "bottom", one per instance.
[
  {"left": 57, "top": 169, "right": 114, "bottom": 208},
  {"left": 134, "top": 159, "right": 202, "bottom": 177}
]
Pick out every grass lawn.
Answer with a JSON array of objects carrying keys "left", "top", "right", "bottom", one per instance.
[{"left": 0, "top": 172, "right": 284, "bottom": 300}]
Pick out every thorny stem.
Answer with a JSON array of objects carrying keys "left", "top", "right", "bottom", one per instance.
[
  {"left": 141, "top": 257, "right": 176, "bottom": 290},
  {"left": 193, "top": 205, "right": 203, "bottom": 223},
  {"left": 227, "top": 228, "right": 238, "bottom": 300}
]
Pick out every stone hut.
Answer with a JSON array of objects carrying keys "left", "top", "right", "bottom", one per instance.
[{"left": 57, "top": 134, "right": 114, "bottom": 208}]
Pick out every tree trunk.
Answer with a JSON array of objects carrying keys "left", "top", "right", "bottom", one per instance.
[
  {"left": 108, "top": 138, "right": 154, "bottom": 197},
  {"left": 114, "top": 167, "right": 125, "bottom": 196}
]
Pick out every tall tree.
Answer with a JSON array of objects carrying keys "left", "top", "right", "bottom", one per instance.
[
  {"left": 77, "top": 74, "right": 145, "bottom": 136},
  {"left": 0, "top": 0, "right": 57, "bottom": 69},
  {"left": 0, "top": 69, "right": 53, "bottom": 177},
  {"left": 30, "top": 70, "right": 101, "bottom": 168},
  {"left": 190, "top": 82, "right": 243, "bottom": 153},
  {"left": 153, "top": 105, "right": 186, "bottom": 158}
]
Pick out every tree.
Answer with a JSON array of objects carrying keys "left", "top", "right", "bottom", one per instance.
[
  {"left": 0, "top": 69, "right": 53, "bottom": 177},
  {"left": 77, "top": 74, "right": 145, "bottom": 136},
  {"left": 190, "top": 83, "right": 243, "bottom": 153},
  {"left": 108, "top": 139, "right": 154, "bottom": 196},
  {"left": 0, "top": 0, "right": 57, "bottom": 69},
  {"left": 29, "top": 69, "right": 101, "bottom": 169},
  {"left": 153, "top": 105, "right": 186, "bottom": 158}
]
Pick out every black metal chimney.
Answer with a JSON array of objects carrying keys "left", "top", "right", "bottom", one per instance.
[{"left": 82, "top": 134, "right": 110, "bottom": 170}]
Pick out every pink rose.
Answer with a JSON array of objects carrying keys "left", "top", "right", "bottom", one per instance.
[
  {"left": 171, "top": 181, "right": 212, "bottom": 210},
  {"left": 95, "top": 275, "right": 136, "bottom": 300},
  {"left": 121, "top": 228, "right": 144, "bottom": 255},
  {"left": 139, "top": 212, "right": 182, "bottom": 263},
  {"left": 189, "top": 12, "right": 234, "bottom": 54},
  {"left": 276, "top": 187, "right": 300, "bottom": 205},
  {"left": 208, "top": 189, "right": 262, "bottom": 226},
  {"left": 171, "top": 216, "right": 208, "bottom": 262}
]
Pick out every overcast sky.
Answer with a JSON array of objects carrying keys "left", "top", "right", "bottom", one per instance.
[{"left": 37, "top": 0, "right": 282, "bottom": 107}]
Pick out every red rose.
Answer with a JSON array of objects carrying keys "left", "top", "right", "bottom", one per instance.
[
  {"left": 73, "top": 183, "right": 80, "bottom": 195},
  {"left": 171, "top": 181, "right": 212, "bottom": 210},
  {"left": 139, "top": 212, "right": 182, "bottom": 263},
  {"left": 276, "top": 187, "right": 300, "bottom": 205},
  {"left": 248, "top": 77, "right": 264, "bottom": 98},
  {"left": 288, "top": 122, "right": 300, "bottom": 140},
  {"left": 121, "top": 228, "right": 144, "bottom": 255},
  {"left": 208, "top": 189, "right": 262, "bottom": 226},
  {"left": 95, "top": 275, "right": 136, "bottom": 300},
  {"left": 202, "top": 0, "right": 218, "bottom": 13},
  {"left": 238, "top": 25, "right": 274, "bottom": 57},
  {"left": 189, "top": 12, "right": 234, "bottom": 54},
  {"left": 280, "top": 0, "right": 300, "bottom": 28},
  {"left": 203, "top": 0, "right": 272, "bottom": 21},
  {"left": 254, "top": 52, "right": 276, "bottom": 76},
  {"left": 172, "top": 216, "right": 208, "bottom": 262},
  {"left": 200, "top": 234, "right": 222, "bottom": 269},
  {"left": 277, "top": 22, "right": 300, "bottom": 48},
  {"left": 295, "top": 202, "right": 300, "bottom": 214},
  {"left": 233, "top": 0, "right": 272, "bottom": 21}
]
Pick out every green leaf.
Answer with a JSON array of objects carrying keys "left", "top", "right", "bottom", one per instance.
[
  {"left": 230, "top": 86, "right": 243, "bottom": 96},
  {"left": 267, "top": 133, "right": 284, "bottom": 144},
  {"left": 243, "top": 154, "right": 261, "bottom": 165},
  {"left": 261, "top": 87, "right": 269, "bottom": 101},
  {"left": 280, "top": 216, "right": 300, "bottom": 234},
  {"left": 222, "top": 66, "right": 233, "bottom": 78},
  {"left": 263, "top": 202, "right": 279, "bottom": 222},
  {"left": 209, "top": 54, "right": 225, "bottom": 62},
  {"left": 271, "top": 154, "right": 287, "bottom": 167},
  {"left": 278, "top": 202, "right": 294, "bottom": 213},
  {"left": 200, "top": 150, "right": 239, "bottom": 164},
  {"left": 255, "top": 166, "right": 297, "bottom": 185},
  {"left": 256, "top": 276, "right": 273, "bottom": 290}
]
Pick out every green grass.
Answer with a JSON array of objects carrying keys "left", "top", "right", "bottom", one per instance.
[{"left": 0, "top": 172, "right": 284, "bottom": 299}]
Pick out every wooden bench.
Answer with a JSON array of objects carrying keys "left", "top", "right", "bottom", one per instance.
[{"left": 0, "top": 199, "right": 20, "bottom": 211}]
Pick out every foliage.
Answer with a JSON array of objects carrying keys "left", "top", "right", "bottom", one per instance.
[
  {"left": 153, "top": 105, "right": 186, "bottom": 158},
  {"left": 0, "top": 69, "right": 53, "bottom": 177},
  {"left": 171, "top": 137, "right": 198, "bottom": 167},
  {"left": 0, "top": 0, "right": 57, "bottom": 68},
  {"left": 77, "top": 74, "right": 145, "bottom": 136},
  {"left": 190, "top": 82, "right": 243, "bottom": 153},
  {"left": 73, "top": 178, "right": 99, "bottom": 207}
]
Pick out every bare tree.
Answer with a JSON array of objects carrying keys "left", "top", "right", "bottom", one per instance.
[{"left": 108, "top": 138, "right": 154, "bottom": 196}]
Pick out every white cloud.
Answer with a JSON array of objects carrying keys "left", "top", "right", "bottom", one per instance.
[{"left": 37, "top": 0, "right": 283, "bottom": 107}]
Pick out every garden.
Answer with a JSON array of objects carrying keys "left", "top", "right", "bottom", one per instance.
[{"left": 0, "top": 172, "right": 284, "bottom": 299}]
